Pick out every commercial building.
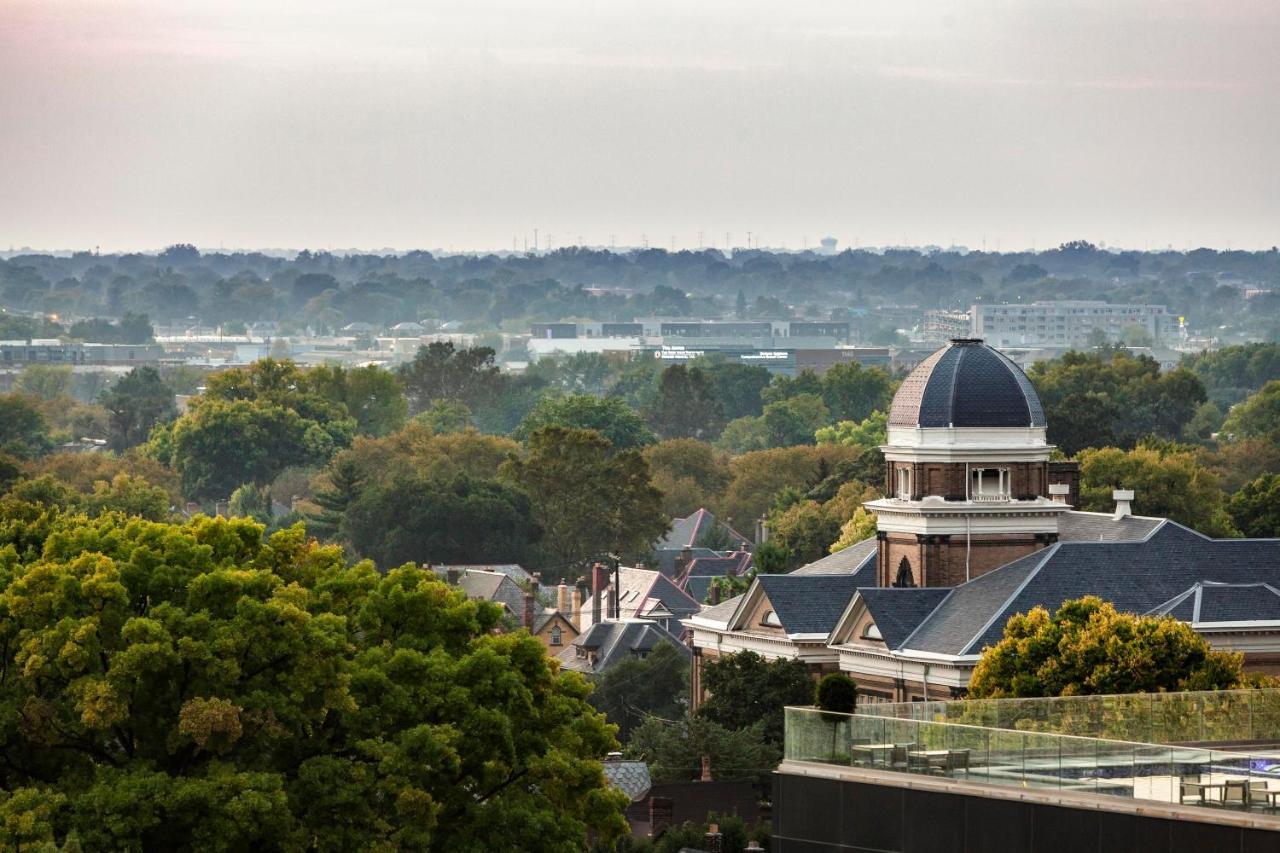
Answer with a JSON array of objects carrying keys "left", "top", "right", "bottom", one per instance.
[{"left": 971, "top": 301, "right": 1178, "bottom": 348}]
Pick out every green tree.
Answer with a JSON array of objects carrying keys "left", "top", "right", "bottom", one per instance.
[
  {"left": 83, "top": 472, "right": 172, "bottom": 521},
  {"left": 1076, "top": 444, "right": 1237, "bottom": 537},
  {"left": 0, "top": 512, "right": 627, "bottom": 850},
  {"left": 515, "top": 394, "right": 657, "bottom": 450},
  {"left": 715, "top": 416, "right": 769, "bottom": 455},
  {"left": 697, "top": 650, "right": 814, "bottom": 747},
  {"left": 815, "top": 410, "right": 887, "bottom": 453},
  {"left": 306, "top": 363, "right": 408, "bottom": 437},
  {"left": 100, "top": 366, "right": 177, "bottom": 452},
  {"left": 819, "top": 362, "right": 896, "bottom": 423},
  {"left": 1227, "top": 474, "right": 1280, "bottom": 538},
  {"left": 644, "top": 365, "right": 725, "bottom": 440},
  {"left": 414, "top": 399, "right": 475, "bottom": 433},
  {"left": 642, "top": 439, "right": 731, "bottom": 518},
  {"left": 628, "top": 716, "right": 776, "bottom": 784},
  {"left": 829, "top": 507, "right": 877, "bottom": 553},
  {"left": 1221, "top": 380, "right": 1280, "bottom": 447},
  {"left": 344, "top": 472, "right": 542, "bottom": 568},
  {"left": 0, "top": 394, "right": 53, "bottom": 458},
  {"left": 397, "top": 341, "right": 504, "bottom": 414},
  {"left": 762, "top": 393, "right": 830, "bottom": 448},
  {"left": 768, "top": 500, "right": 841, "bottom": 569},
  {"left": 814, "top": 673, "right": 858, "bottom": 713},
  {"left": 589, "top": 641, "right": 688, "bottom": 742},
  {"left": 700, "top": 361, "right": 771, "bottom": 421},
  {"left": 718, "top": 445, "right": 857, "bottom": 527},
  {"left": 15, "top": 364, "right": 73, "bottom": 401},
  {"left": 751, "top": 540, "right": 789, "bottom": 575},
  {"left": 969, "top": 596, "right": 1246, "bottom": 698},
  {"left": 500, "top": 427, "right": 668, "bottom": 576}
]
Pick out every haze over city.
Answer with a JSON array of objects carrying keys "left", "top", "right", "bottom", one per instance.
[{"left": 2, "top": 0, "right": 1278, "bottom": 253}]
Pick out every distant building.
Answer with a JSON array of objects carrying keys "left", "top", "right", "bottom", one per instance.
[{"left": 971, "top": 301, "right": 1177, "bottom": 348}]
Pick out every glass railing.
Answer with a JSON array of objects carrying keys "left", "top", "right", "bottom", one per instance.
[
  {"left": 784, "top": 706, "right": 1280, "bottom": 814},
  {"left": 854, "top": 688, "right": 1280, "bottom": 745}
]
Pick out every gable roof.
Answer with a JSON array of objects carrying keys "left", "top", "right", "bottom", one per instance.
[
  {"left": 888, "top": 523, "right": 1280, "bottom": 658},
  {"left": 752, "top": 573, "right": 864, "bottom": 637},
  {"left": 589, "top": 566, "right": 702, "bottom": 626},
  {"left": 657, "top": 508, "right": 750, "bottom": 551},
  {"left": 603, "top": 760, "right": 652, "bottom": 802},
  {"left": 855, "top": 588, "right": 951, "bottom": 649},
  {"left": 556, "top": 619, "right": 690, "bottom": 674}
]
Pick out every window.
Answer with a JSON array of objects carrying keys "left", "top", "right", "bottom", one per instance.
[
  {"left": 551, "top": 626, "right": 562, "bottom": 646},
  {"left": 861, "top": 624, "right": 883, "bottom": 641},
  {"left": 897, "top": 467, "right": 912, "bottom": 500},
  {"left": 761, "top": 610, "right": 782, "bottom": 628},
  {"left": 970, "top": 467, "right": 1010, "bottom": 501}
]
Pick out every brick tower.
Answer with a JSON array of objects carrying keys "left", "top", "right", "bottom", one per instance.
[{"left": 865, "top": 338, "right": 1069, "bottom": 588}]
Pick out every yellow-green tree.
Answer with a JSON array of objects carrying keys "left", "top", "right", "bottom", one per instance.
[{"left": 969, "top": 596, "right": 1246, "bottom": 698}]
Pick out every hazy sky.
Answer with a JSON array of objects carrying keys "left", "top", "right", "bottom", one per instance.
[{"left": 2, "top": 0, "right": 1277, "bottom": 253}]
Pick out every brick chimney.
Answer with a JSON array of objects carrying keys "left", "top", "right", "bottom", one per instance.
[
  {"left": 592, "top": 562, "right": 610, "bottom": 625},
  {"left": 574, "top": 578, "right": 589, "bottom": 629},
  {"left": 531, "top": 571, "right": 542, "bottom": 592},
  {"left": 675, "top": 546, "right": 693, "bottom": 579},
  {"left": 649, "top": 797, "right": 673, "bottom": 837},
  {"left": 704, "top": 826, "right": 723, "bottom": 853},
  {"left": 557, "top": 582, "right": 570, "bottom": 616},
  {"left": 522, "top": 591, "right": 535, "bottom": 630},
  {"left": 446, "top": 568, "right": 460, "bottom": 586},
  {"left": 710, "top": 582, "right": 721, "bottom": 606}
]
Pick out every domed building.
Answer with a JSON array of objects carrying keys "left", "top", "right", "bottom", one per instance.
[{"left": 864, "top": 338, "right": 1074, "bottom": 588}]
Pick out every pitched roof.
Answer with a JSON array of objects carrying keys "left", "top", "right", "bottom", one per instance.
[
  {"left": 588, "top": 567, "right": 702, "bottom": 626},
  {"left": 691, "top": 594, "right": 745, "bottom": 628},
  {"left": 893, "top": 523, "right": 1280, "bottom": 658},
  {"left": 790, "top": 538, "right": 878, "bottom": 576},
  {"left": 651, "top": 547, "right": 720, "bottom": 578},
  {"left": 754, "top": 573, "right": 864, "bottom": 636},
  {"left": 434, "top": 563, "right": 532, "bottom": 583},
  {"left": 603, "top": 760, "right": 652, "bottom": 801},
  {"left": 1057, "top": 511, "right": 1163, "bottom": 543},
  {"left": 556, "top": 620, "right": 690, "bottom": 674},
  {"left": 657, "top": 508, "right": 750, "bottom": 551},
  {"left": 856, "top": 588, "right": 951, "bottom": 649}
]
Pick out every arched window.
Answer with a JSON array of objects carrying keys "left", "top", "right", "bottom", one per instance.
[
  {"left": 892, "top": 556, "right": 915, "bottom": 588},
  {"left": 761, "top": 610, "right": 783, "bottom": 628},
  {"left": 862, "top": 623, "right": 883, "bottom": 641},
  {"left": 551, "top": 626, "right": 562, "bottom": 646}
]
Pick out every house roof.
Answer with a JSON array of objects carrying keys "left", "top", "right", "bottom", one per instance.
[
  {"left": 754, "top": 573, "right": 865, "bottom": 636},
  {"left": 589, "top": 566, "right": 702, "bottom": 626},
  {"left": 603, "top": 760, "right": 652, "bottom": 802},
  {"left": 651, "top": 547, "right": 720, "bottom": 578},
  {"left": 1057, "top": 511, "right": 1163, "bottom": 543},
  {"left": 691, "top": 594, "right": 745, "bottom": 629},
  {"left": 556, "top": 619, "right": 690, "bottom": 674},
  {"left": 857, "top": 588, "right": 951, "bottom": 649},
  {"left": 657, "top": 508, "right": 750, "bottom": 552},
  {"left": 790, "top": 538, "right": 878, "bottom": 576},
  {"left": 871, "top": 522, "right": 1280, "bottom": 658},
  {"left": 434, "top": 563, "right": 532, "bottom": 584},
  {"left": 888, "top": 338, "right": 1046, "bottom": 429},
  {"left": 680, "top": 551, "right": 753, "bottom": 604}
]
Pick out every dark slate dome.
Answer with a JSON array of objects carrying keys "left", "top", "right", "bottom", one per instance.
[{"left": 888, "top": 339, "right": 1046, "bottom": 428}]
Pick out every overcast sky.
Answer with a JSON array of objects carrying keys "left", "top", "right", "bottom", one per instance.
[{"left": 2, "top": 0, "right": 1277, "bottom": 253}]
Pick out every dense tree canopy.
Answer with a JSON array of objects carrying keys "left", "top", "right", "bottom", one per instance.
[
  {"left": 1221, "top": 380, "right": 1280, "bottom": 447},
  {"left": 1227, "top": 474, "right": 1280, "bottom": 539},
  {"left": 969, "top": 597, "right": 1246, "bottom": 698},
  {"left": 514, "top": 394, "right": 657, "bottom": 450},
  {"left": 696, "top": 651, "right": 814, "bottom": 748},
  {"left": 0, "top": 395, "right": 53, "bottom": 459},
  {"left": 100, "top": 366, "right": 177, "bottom": 452},
  {"left": 589, "top": 640, "right": 687, "bottom": 742},
  {"left": 0, "top": 510, "right": 627, "bottom": 850}
]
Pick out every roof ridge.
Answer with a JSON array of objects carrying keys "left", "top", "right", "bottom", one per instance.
[{"left": 958, "top": 543, "right": 1058, "bottom": 655}]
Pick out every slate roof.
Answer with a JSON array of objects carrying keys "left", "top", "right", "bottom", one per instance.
[
  {"left": 886, "top": 523, "right": 1280, "bottom": 658},
  {"left": 1057, "top": 511, "right": 1163, "bottom": 543},
  {"left": 602, "top": 760, "right": 652, "bottom": 802},
  {"left": 755, "top": 573, "right": 864, "bottom": 635},
  {"left": 857, "top": 588, "right": 951, "bottom": 649},
  {"left": 681, "top": 551, "right": 753, "bottom": 604},
  {"left": 651, "top": 547, "right": 720, "bottom": 577},
  {"left": 657, "top": 508, "right": 751, "bottom": 551},
  {"left": 790, "top": 538, "right": 878, "bottom": 576},
  {"left": 434, "top": 563, "right": 532, "bottom": 583},
  {"left": 694, "top": 594, "right": 745, "bottom": 627},
  {"left": 555, "top": 619, "right": 690, "bottom": 674},
  {"left": 1148, "top": 583, "right": 1280, "bottom": 624},
  {"left": 588, "top": 567, "right": 702, "bottom": 626},
  {"left": 888, "top": 338, "right": 1046, "bottom": 428}
]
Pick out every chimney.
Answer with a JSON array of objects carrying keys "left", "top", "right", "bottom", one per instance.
[
  {"left": 648, "top": 797, "right": 673, "bottom": 837},
  {"left": 531, "top": 571, "right": 542, "bottom": 592},
  {"left": 557, "top": 582, "right": 570, "bottom": 616},
  {"left": 755, "top": 515, "right": 770, "bottom": 544},
  {"left": 1113, "top": 489, "right": 1134, "bottom": 520},
  {"left": 574, "top": 578, "right": 589, "bottom": 629},
  {"left": 446, "top": 568, "right": 460, "bottom": 586},
  {"left": 592, "top": 562, "right": 610, "bottom": 625},
  {"left": 522, "top": 591, "right": 535, "bottom": 630},
  {"left": 704, "top": 826, "right": 723, "bottom": 853},
  {"left": 675, "top": 546, "right": 693, "bottom": 579},
  {"left": 710, "top": 581, "right": 721, "bottom": 606},
  {"left": 1048, "top": 483, "right": 1071, "bottom": 504},
  {"left": 700, "top": 754, "right": 712, "bottom": 782}
]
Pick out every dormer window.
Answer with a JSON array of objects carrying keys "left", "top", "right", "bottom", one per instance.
[{"left": 761, "top": 610, "right": 782, "bottom": 628}]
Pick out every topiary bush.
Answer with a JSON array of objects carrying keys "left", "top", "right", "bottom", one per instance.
[{"left": 815, "top": 673, "right": 858, "bottom": 714}]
